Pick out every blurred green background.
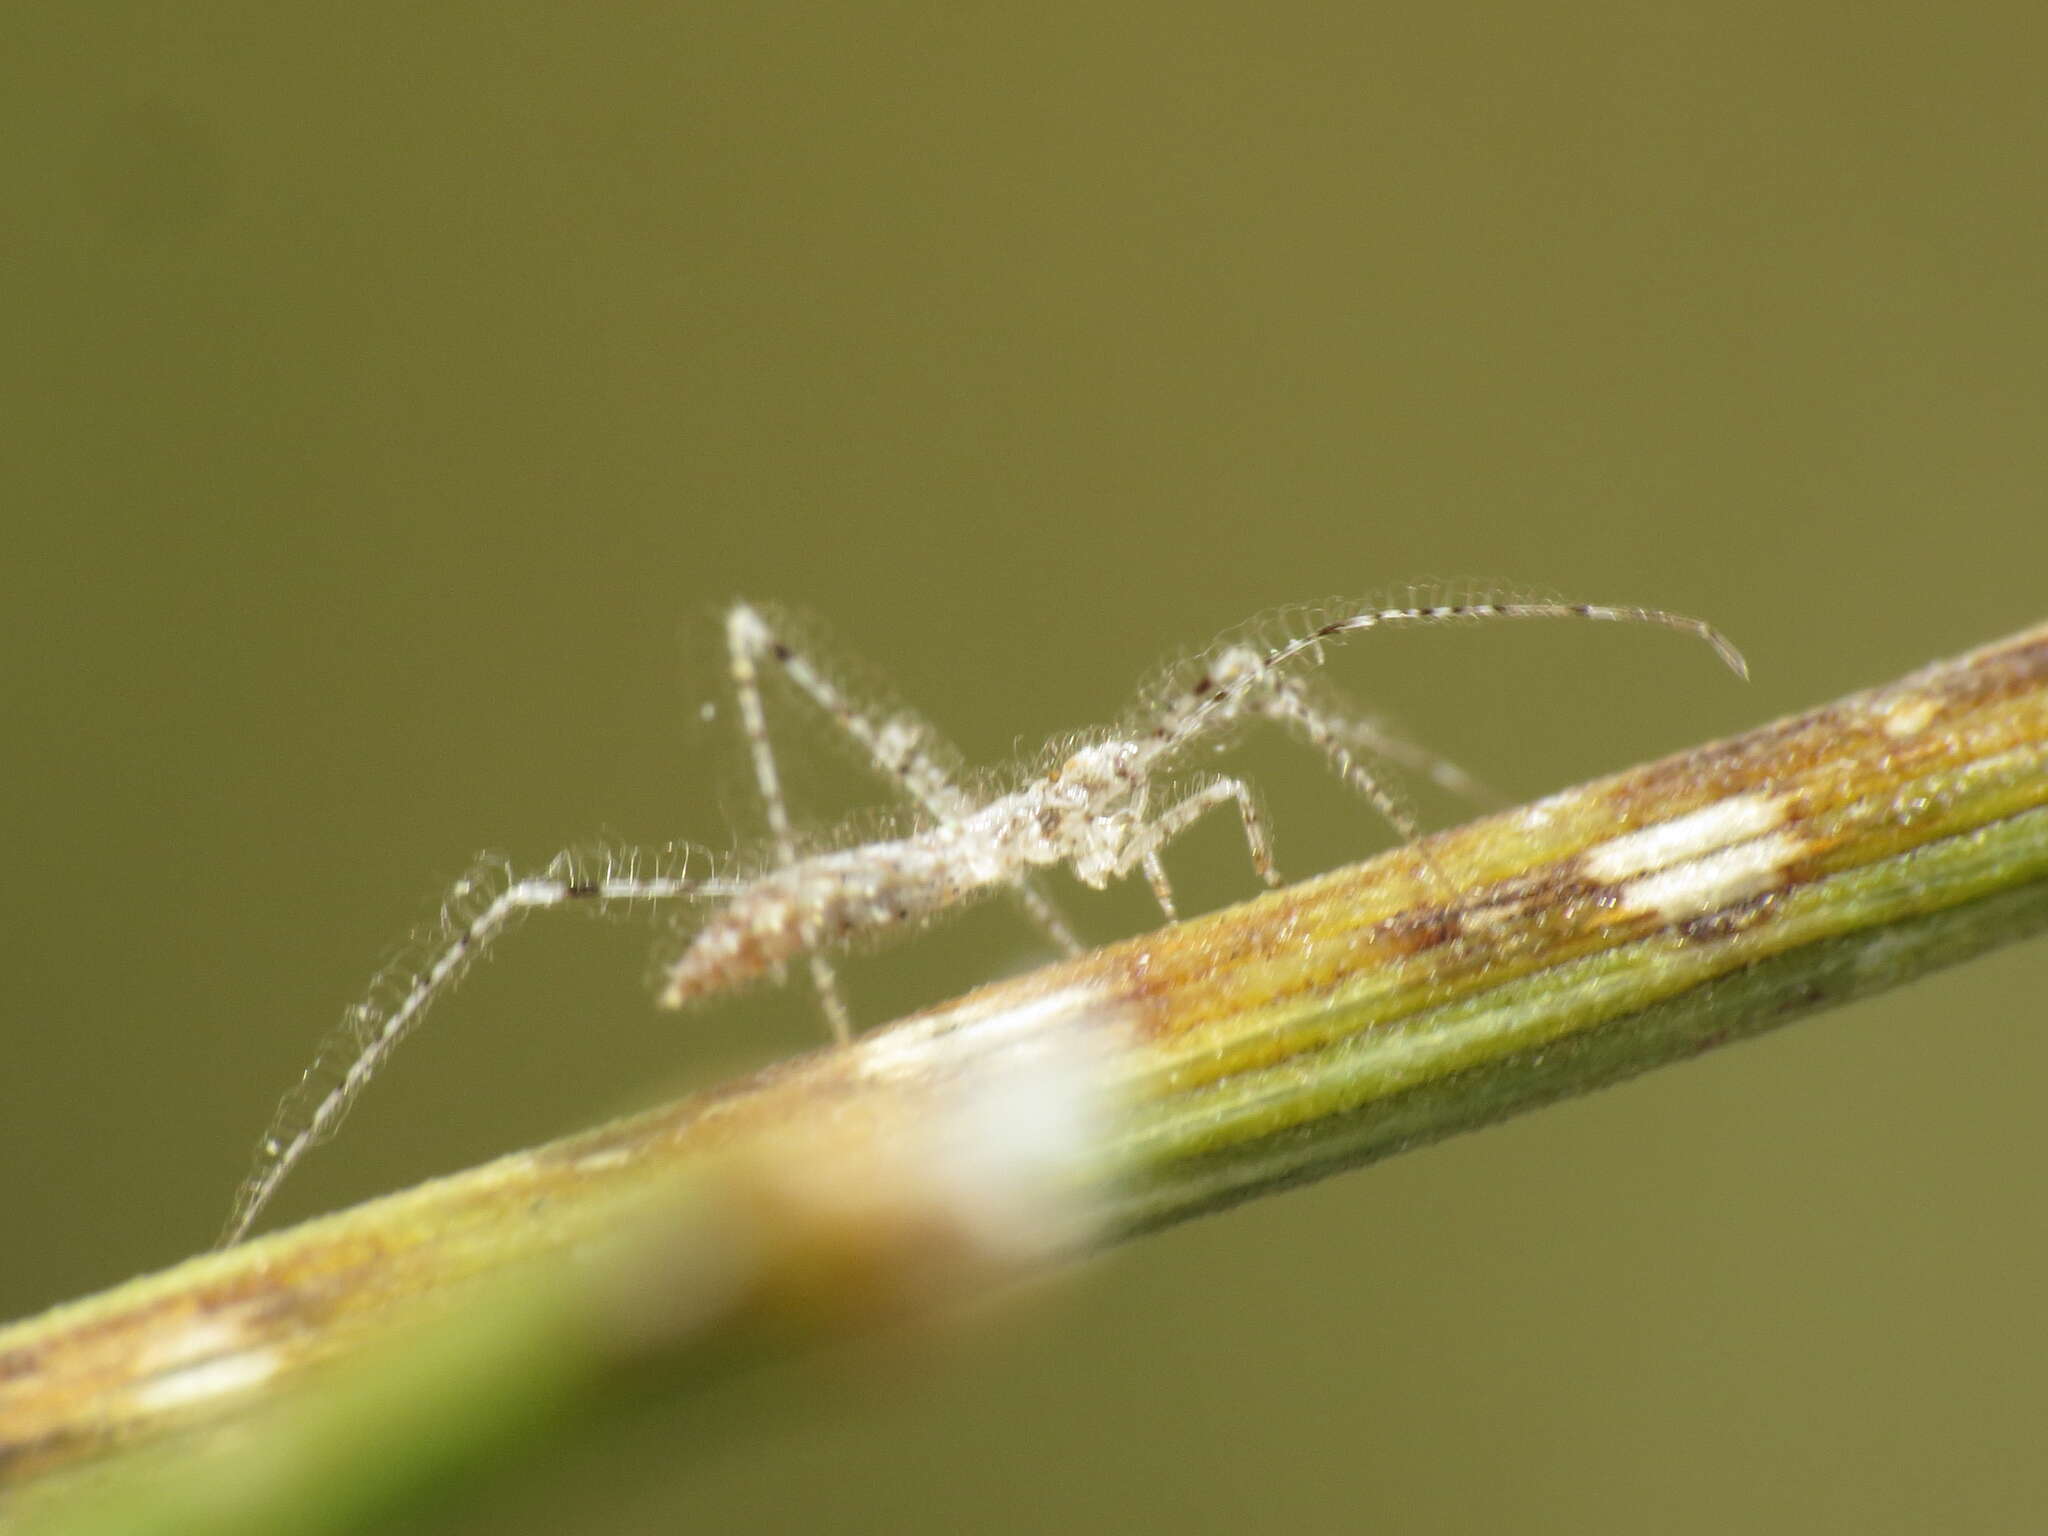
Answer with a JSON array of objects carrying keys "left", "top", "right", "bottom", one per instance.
[{"left": 6, "top": 5, "right": 2047, "bottom": 1531}]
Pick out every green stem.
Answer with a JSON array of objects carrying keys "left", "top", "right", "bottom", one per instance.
[{"left": 6, "top": 622, "right": 2046, "bottom": 1533}]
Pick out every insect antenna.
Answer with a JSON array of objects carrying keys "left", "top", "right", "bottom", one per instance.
[{"left": 1160, "top": 598, "right": 1747, "bottom": 763}]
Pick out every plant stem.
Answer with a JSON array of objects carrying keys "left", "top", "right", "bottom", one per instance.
[{"left": 6, "top": 621, "right": 2046, "bottom": 1532}]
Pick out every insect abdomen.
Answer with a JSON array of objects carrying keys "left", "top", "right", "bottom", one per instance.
[{"left": 657, "top": 842, "right": 964, "bottom": 1010}]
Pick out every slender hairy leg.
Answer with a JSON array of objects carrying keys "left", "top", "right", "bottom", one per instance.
[
  {"left": 1118, "top": 776, "right": 1279, "bottom": 898},
  {"left": 219, "top": 847, "right": 724, "bottom": 1246},
  {"left": 724, "top": 604, "right": 1083, "bottom": 1039}
]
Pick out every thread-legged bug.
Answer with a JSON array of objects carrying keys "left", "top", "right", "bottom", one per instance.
[{"left": 217, "top": 595, "right": 1745, "bottom": 1245}]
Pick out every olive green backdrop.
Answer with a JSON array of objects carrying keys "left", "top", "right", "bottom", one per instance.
[{"left": 7, "top": 5, "right": 2047, "bottom": 1532}]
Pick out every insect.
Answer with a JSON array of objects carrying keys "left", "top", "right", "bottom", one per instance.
[{"left": 217, "top": 595, "right": 1746, "bottom": 1246}]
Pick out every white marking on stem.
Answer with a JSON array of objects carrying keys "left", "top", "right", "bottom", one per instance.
[
  {"left": 1583, "top": 793, "right": 1789, "bottom": 883},
  {"left": 1881, "top": 693, "right": 1941, "bottom": 738},
  {"left": 1614, "top": 830, "right": 1805, "bottom": 923},
  {"left": 131, "top": 1318, "right": 281, "bottom": 1412}
]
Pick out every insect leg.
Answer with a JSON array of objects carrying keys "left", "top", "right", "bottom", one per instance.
[
  {"left": 1262, "top": 672, "right": 1500, "bottom": 806},
  {"left": 725, "top": 604, "right": 1083, "bottom": 1015},
  {"left": 218, "top": 847, "right": 722, "bottom": 1246},
  {"left": 1140, "top": 850, "right": 1179, "bottom": 920},
  {"left": 1120, "top": 777, "right": 1280, "bottom": 895}
]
